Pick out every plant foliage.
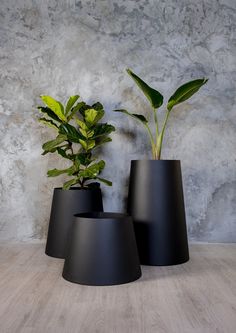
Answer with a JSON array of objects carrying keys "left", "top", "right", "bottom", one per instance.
[
  {"left": 115, "top": 69, "right": 208, "bottom": 159},
  {"left": 38, "top": 95, "right": 115, "bottom": 189}
]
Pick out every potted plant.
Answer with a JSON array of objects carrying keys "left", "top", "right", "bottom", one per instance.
[
  {"left": 38, "top": 95, "right": 115, "bottom": 258},
  {"left": 115, "top": 69, "right": 207, "bottom": 265}
]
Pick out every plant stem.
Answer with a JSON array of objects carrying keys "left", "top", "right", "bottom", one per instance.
[
  {"left": 156, "top": 110, "right": 170, "bottom": 160},
  {"left": 144, "top": 123, "right": 156, "bottom": 159},
  {"left": 153, "top": 107, "right": 159, "bottom": 146}
]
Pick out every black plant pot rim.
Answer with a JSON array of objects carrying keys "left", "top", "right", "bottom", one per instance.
[
  {"left": 74, "top": 212, "right": 130, "bottom": 220},
  {"left": 131, "top": 159, "right": 180, "bottom": 162},
  {"left": 53, "top": 186, "right": 101, "bottom": 191}
]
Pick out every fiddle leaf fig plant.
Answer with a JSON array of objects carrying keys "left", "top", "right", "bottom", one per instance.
[
  {"left": 37, "top": 95, "right": 115, "bottom": 190},
  {"left": 115, "top": 69, "right": 208, "bottom": 159}
]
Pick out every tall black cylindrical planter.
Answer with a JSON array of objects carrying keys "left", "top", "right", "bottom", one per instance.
[
  {"left": 45, "top": 187, "right": 103, "bottom": 259},
  {"left": 62, "top": 212, "right": 142, "bottom": 286},
  {"left": 128, "top": 160, "right": 189, "bottom": 266}
]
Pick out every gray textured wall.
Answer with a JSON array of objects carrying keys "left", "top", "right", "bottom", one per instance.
[{"left": 0, "top": 0, "right": 236, "bottom": 242}]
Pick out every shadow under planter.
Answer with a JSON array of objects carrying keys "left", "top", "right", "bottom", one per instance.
[
  {"left": 45, "top": 187, "right": 103, "bottom": 259},
  {"left": 128, "top": 160, "right": 189, "bottom": 266},
  {"left": 62, "top": 212, "right": 142, "bottom": 286}
]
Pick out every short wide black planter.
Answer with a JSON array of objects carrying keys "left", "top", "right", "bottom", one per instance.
[
  {"left": 62, "top": 212, "right": 142, "bottom": 286},
  {"left": 45, "top": 187, "right": 103, "bottom": 259},
  {"left": 128, "top": 160, "right": 189, "bottom": 266}
]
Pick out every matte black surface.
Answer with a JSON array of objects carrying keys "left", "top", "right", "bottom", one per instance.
[
  {"left": 128, "top": 160, "right": 189, "bottom": 266},
  {"left": 62, "top": 212, "right": 142, "bottom": 286},
  {"left": 45, "top": 187, "right": 103, "bottom": 259}
]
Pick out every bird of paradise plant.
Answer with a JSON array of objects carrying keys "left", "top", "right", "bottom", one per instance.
[{"left": 115, "top": 69, "right": 208, "bottom": 159}]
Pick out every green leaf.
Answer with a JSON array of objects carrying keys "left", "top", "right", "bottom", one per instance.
[
  {"left": 65, "top": 95, "right": 80, "bottom": 115},
  {"left": 85, "top": 108, "right": 104, "bottom": 126},
  {"left": 74, "top": 155, "right": 81, "bottom": 170},
  {"left": 47, "top": 166, "right": 75, "bottom": 177},
  {"left": 56, "top": 147, "right": 70, "bottom": 159},
  {"left": 39, "top": 118, "right": 58, "bottom": 130},
  {"left": 92, "top": 102, "right": 104, "bottom": 111},
  {"left": 126, "top": 68, "right": 163, "bottom": 109},
  {"left": 87, "top": 140, "right": 95, "bottom": 150},
  {"left": 75, "top": 117, "right": 88, "bottom": 130},
  {"left": 41, "top": 148, "right": 57, "bottom": 156},
  {"left": 79, "top": 160, "right": 105, "bottom": 178},
  {"left": 67, "top": 166, "right": 77, "bottom": 176},
  {"left": 95, "top": 137, "right": 112, "bottom": 148},
  {"left": 62, "top": 178, "right": 78, "bottom": 190},
  {"left": 96, "top": 177, "right": 112, "bottom": 186},
  {"left": 59, "top": 123, "right": 84, "bottom": 142},
  {"left": 79, "top": 139, "right": 95, "bottom": 151},
  {"left": 87, "top": 130, "right": 94, "bottom": 138},
  {"left": 42, "top": 134, "right": 67, "bottom": 152},
  {"left": 68, "top": 102, "right": 86, "bottom": 121},
  {"left": 76, "top": 152, "right": 92, "bottom": 165},
  {"left": 96, "top": 160, "right": 106, "bottom": 170},
  {"left": 167, "top": 78, "right": 208, "bottom": 111},
  {"left": 79, "top": 128, "right": 94, "bottom": 139},
  {"left": 78, "top": 103, "right": 92, "bottom": 118},
  {"left": 79, "top": 129, "right": 87, "bottom": 139},
  {"left": 38, "top": 107, "right": 61, "bottom": 123},
  {"left": 79, "top": 139, "right": 87, "bottom": 150},
  {"left": 40, "top": 96, "right": 66, "bottom": 122},
  {"left": 114, "top": 109, "right": 148, "bottom": 124},
  {"left": 92, "top": 123, "right": 116, "bottom": 138}
]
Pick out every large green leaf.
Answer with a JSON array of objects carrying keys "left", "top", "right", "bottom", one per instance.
[
  {"left": 167, "top": 78, "right": 208, "bottom": 111},
  {"left": 38, "top": 107, "right": 61, "bottom": 123},
  {"left": 79, "top": 160, "right": 105, "bottom": 178},
  {"left": 47, "top": 166, "right": 75, "bottom": 177},
  {"left": 92, "top": 123, "right": 115, "bottom": 138},
  {"left": 59, "top": 123, "right": 84, "bottom": 142},
  {"left": 62, "top": 178, "right": 78, "bottom": 190},
  {"left": 126, "top": 68, "right": 163, "bottom": 109},
  {"left": 85, "top": 108, "right": 104, "bottom": 126},
  {"left": 84, "top": 109, "right": 97, "bottom": 124},
  {"left": 114, "top": 109, "right": 148, "bottom": 124},
  {"left": 39, "top": 118, "right": 58, "bottom": 130},
  {"left": 40, "top": 96, "right": 66, "bottom": 121},
  {"left": 65, "top": 95, "right": 80, "bottom": 115},
  {"left": 42, "top": 134, "right": 67, "bottom": 152}
]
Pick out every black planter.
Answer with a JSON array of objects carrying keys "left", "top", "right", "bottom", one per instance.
[
  {"left": 62, "top": 212, "right": 142, "bottom": 286},
  {"left": 45, "top": 187, "right": 103, "bottom": 259},
  {"left": 128, "top": 160, "right": 189, "bottom": 266}
]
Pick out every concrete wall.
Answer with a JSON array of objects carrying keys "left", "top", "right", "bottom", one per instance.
[{"left": 0, "top": 0, "right": 236, "bottom": 242}]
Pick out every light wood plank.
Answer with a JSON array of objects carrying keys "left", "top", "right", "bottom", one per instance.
[{"left": 0, "top": 243, "right": 235, "bottom": 333}]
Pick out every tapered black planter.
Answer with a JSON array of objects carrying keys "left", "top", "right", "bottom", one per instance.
[
  {"left": 128, "top": 160, "right": 189, "bottom": 266},
  {"left": 45, "top": 187, "right": 103, "bottom": 259},
  {"left": 62, "top": 212, "right": 142, "bottom": 286}
]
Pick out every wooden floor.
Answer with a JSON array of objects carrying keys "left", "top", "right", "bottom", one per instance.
[{"left": 0, "top": 243, "right": 235, "bottom": 333}]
